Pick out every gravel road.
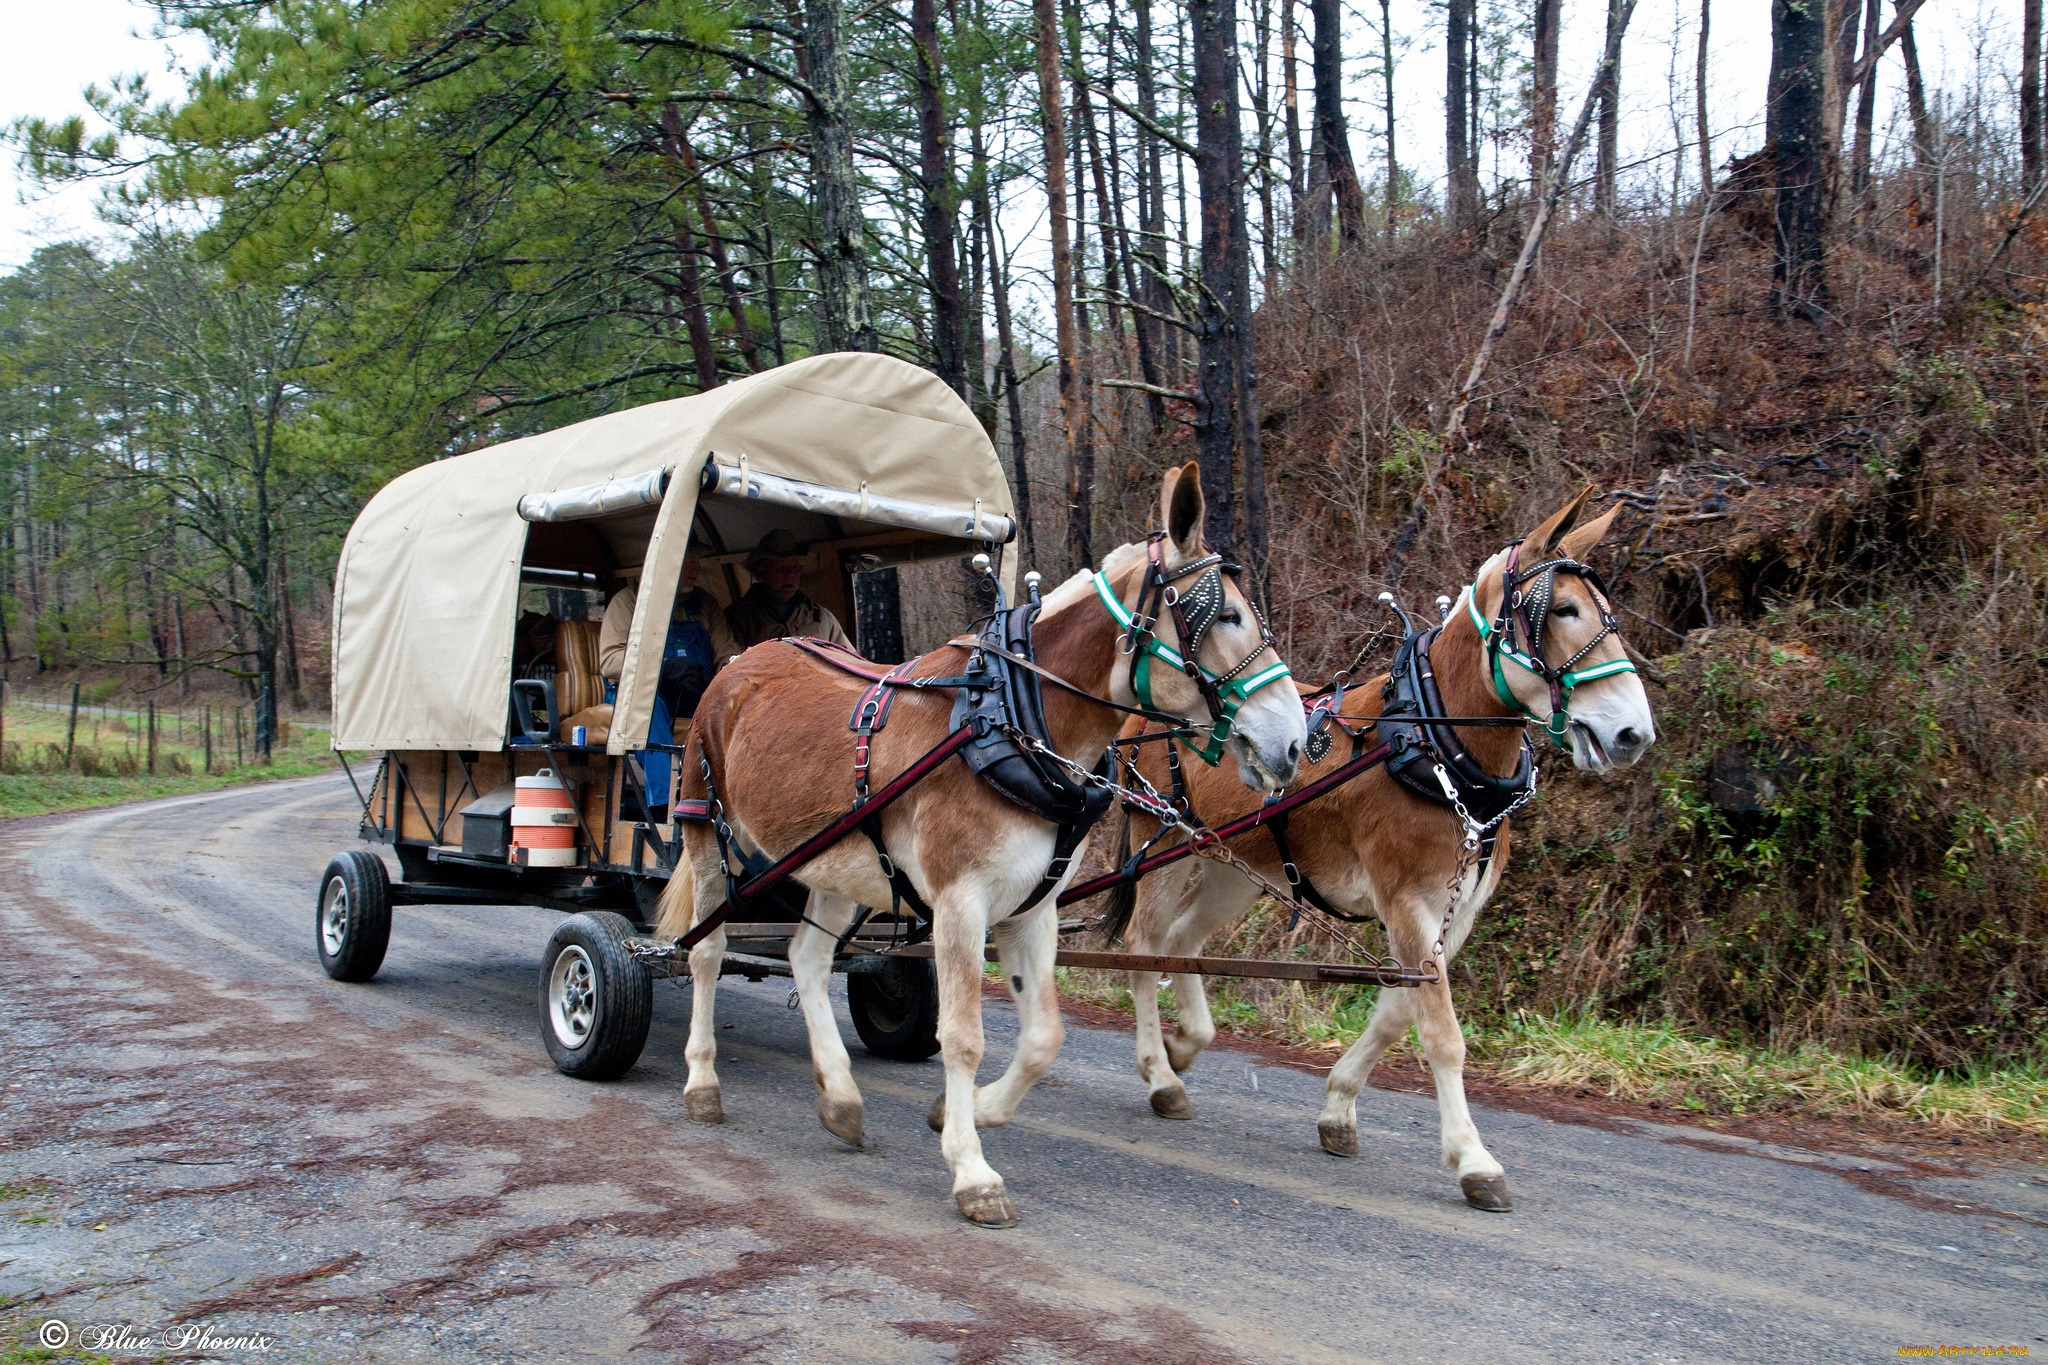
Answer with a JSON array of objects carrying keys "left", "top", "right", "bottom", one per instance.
[{"left": 2, "top": 774, "right": 2043, "bottom": 1363}]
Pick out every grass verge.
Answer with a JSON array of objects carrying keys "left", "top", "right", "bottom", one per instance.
[
  {"left": 1051, "top": 965, "right": 2048, "bottom": 1140},
  {"left": 0, "top": 696, "right": 339, "bottom": 820}
]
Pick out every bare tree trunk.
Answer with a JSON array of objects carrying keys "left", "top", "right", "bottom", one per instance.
[
  {"left": 1034, "top": 0, "right": 1085, "bottom": 570},
  {"left": 1446, "top": 0, "right": 1478, "bottom": 233},
  {"left": 1077, "top": 69, "right": 1126, "bottom": 345},
  {"left": 1252, "top": 0, "right": 1280, "bottom": 292},
  {"left": 1192, "top": 0, "right": 1251, "bottom": 554},
  {"left": 278, "top": 547, "right": 302, "bottom": 706},
  {"left": 1596, "top": 0, "right": 1623, "bottom": 217},
  {"left": 1311, "top": 0, "right": 1366, "bottom": 242},
  {"left": 1282, "top": 0, "right": 1305, "bottom": 241},
  {"left": 913, "top": 0, "right": 965, "bottom": 395},
  {"left": 1697, "top": 0, "right": 1713, "bottom": 194},
  {"left": 985, "top": 205, "right": 1038, "bottom": 565},
  {"left": 1382, "top": 0, "right": 1399, "bottom": 240},
  {"left": 672, "top": 226, "right": 720, "bottom": 389},
  {"left": 1102, "top": 67, "right": 1169, "bottom": 434},
  {"left": 1769, "top": 0, "right": 1833, "bottom": 317},
  {"left": 1850, "top": 0, "right": 1882, "bottom": 209},
  {"left": 662, "top": 105, "right": 762, "bottom": 374},
  {"left": 1135, "top": 0, "right": 1171, "bottom": 372},
  {"left": 2025, "top": 0, "right": 2043, "bottom": 191},
  {"left": 1532, "top": 0, "right": 1562, "bottom": 192},
  {"left": 805, "top": 0, "right": 873, "bottom": 352}
]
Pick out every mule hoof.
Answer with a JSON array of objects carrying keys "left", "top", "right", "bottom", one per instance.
[
  {"left": 1461, "top": 1173, "right": 1513, "bottom": 1212},
  {"left": 685, "top": 1089, "right": 725, "bottom": 1125},
  {"left": 926, "top": 1093, "right": 946, "bottom": 1133},
  {"left": 818, "top": 1097, "right": 864, "bottom": 1148},
  {"left": 1149, "top": 1087, "right": 1195, "bottom": 1120},
  {"left": 1317, "top": 1119, "right": 1358, "bottom": 1157},
  {"left": 955, "top": 1185, "right": 1018, "bottom": 1229},
  {"left": 1164, "top": 1035, "right": 1202, "bottom": 1074}
]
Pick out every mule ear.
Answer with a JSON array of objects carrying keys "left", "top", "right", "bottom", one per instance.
[
  {"left": 1525, "top": 485, "right": 1595, "bottom": 557},
  {"left": 1556, "top": 503, "right": 1621, "bottom": 562},
  {"left": 1162, "top": 460, "right": 1206, "bottom": 557}
]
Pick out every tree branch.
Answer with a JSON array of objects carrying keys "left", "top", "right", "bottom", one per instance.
[{"left": 610, "top": 31, "right": 823, "bottom": 110}]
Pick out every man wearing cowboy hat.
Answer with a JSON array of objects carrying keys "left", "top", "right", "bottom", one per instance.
[{"left": 724, "top": 527, "right": 852, "bottom": 650}]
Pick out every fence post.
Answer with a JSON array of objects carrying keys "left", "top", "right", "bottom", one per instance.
[
  {"left": 235, "top": 707, "right": 244, "bottom": 768},
  {"left": 147, "top": 700, "right": 157, "bottom": 775},
  {"left": 65, "top": 682, "right": 81, "bottom": 770},
  {"left": 203, "top": 704, "right": 212, "bottom": 774}
]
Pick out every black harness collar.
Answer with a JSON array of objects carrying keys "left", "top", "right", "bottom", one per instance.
[
  {"left": 948, "top": 596, "right": 1115, "bottom": 909},
  {"left": 1377, "top": 624, "right": 1535, "bottom": 840}
]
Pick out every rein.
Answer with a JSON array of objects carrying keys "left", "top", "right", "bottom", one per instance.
[{"left": 1470, "top": 541, "right": 1637, "bottom": 750}]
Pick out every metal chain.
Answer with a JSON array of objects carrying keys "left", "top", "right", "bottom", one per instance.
[
  {"left": 1421, "top": 758, "right": 1541, "bottom": 970},
  {"left": 1005, "top": 725, "right": 1391, "bottom": 966}
]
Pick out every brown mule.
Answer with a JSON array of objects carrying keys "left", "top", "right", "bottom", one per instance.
[
  {"left": 1102, "top": 491, "right": 1657, "bottom": 1211},
  {"left": 655, "top": 463, "right": 1309, "bottom": 1227}
]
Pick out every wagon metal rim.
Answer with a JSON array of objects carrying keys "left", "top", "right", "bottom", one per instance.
[
  {"left": 548, "top": 945, "right": 597, "bottom": 1047},
  {"left": 320, "top": 876, "right": 350, "bottom": 957}
]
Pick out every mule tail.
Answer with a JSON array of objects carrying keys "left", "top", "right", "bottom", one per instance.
[{"left": 1095, "top": 807, "right": 1138, "bottom": 947}]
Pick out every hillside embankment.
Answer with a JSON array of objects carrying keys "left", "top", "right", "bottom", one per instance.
[{"left": 1064, "top": 204, "right": 2048, "bottom": 1115}]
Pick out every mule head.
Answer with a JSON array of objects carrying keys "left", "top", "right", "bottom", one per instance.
[
  {"left": 1470, "top": 488, "right": 1657, "bottom": 774},
  {"left": 1128, "top": 462, "right": 1306, "bottom": 793}
]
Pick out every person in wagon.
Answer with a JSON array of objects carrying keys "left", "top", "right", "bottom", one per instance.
[
  {"left": 597, "top": 550, "right": 741, "bottom": 719},
  {"left": 599, "top": 550, "right": 740, "bottom": 821},
  {"left": 723, "top": 527, "right": 852, "bottom": 650}
]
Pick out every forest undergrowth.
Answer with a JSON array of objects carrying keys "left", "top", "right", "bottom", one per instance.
[{"left": 1060, "top": 197, "right": 2048, "bottom": 1129}]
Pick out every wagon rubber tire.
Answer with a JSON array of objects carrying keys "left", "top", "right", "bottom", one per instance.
[
  {"left": 316, "top": 851, "right": 392, "bottom": 983},
  {"left": 540, "top": 912, "right": 653, "bottom": 1080},
  {"left": 848, "top": 956, "right": 942, "bottom": 1061}
]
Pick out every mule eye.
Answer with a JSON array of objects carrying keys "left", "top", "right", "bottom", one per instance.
[
  {"left": 1217, "top": 609, "right": 1242, "bottom": 626},
  {"left": 1553, "top": 604, "right": 1579, "bottom": 619}
]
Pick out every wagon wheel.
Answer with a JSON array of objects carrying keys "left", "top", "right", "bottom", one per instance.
[
  {"left": 316, "top": 851, "right": 392, "bottom": 983},
  {"left": 539, "top": 912, "right": 653, "bottom": 1080},
  {"left": 847, "top": 956, "right": 941, "bottom": 1061}
]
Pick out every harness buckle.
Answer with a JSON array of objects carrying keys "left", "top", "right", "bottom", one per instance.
[
  {"left": 1283, "top": 860, "right": 1302, "bottom": 888},
  {"left": 876, "top": 852, "right": 896, "bottom": 879}
]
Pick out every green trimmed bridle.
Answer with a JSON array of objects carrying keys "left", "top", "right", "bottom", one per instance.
[
  {"left": 1093, "top": 534, "right": 1293, "bottom": 765},
  {"left": 1467, "top": 539, "right": 1638, "bottom": 751}
]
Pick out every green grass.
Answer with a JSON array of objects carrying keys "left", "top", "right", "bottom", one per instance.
[
  {"left": 0, "top": 695, "right": 338, "bottom": 820},
  {"left": 1470, "top": 1012, "right": 2048, "bottom": 1136},
  {"left": 1051, "top": 965, "right": 2048, "bottom": 1138}
]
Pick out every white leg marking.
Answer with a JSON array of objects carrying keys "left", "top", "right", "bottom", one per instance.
[
  {"left": 791, "top": 892, "right": 865, "bottom": 1145},
  {"left": 974, "top": 904, "right": 1064, "bottom": 1127}
]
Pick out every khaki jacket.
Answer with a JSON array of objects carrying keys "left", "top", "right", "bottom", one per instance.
[
  {"left": 597, "top": 586, "right": 743, "bottom": 681},
  {"left": 724, "top": 584, "right": 852, "bottom": 652}
]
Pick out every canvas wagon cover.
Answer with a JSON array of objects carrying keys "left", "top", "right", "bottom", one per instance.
[{"left": 331, "top": 352, "right": 1013, "bottom": 754}]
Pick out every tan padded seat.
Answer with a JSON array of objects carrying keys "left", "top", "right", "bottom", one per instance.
[{"left": 555, "top": 620, "right": 604, "bottom": 728}]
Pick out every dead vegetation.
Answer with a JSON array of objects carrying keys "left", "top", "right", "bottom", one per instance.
[{"left": 1061, "top": 185, "right": 2048, "bottom": 1070}]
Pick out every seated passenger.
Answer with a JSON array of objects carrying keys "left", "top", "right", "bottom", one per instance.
[
  {"left": 598, "top": 553, "right": 739, "bottom": 824},
  {"left": 598, "top": 552, "right": 741, "bottom": 720},
  {"left": 724, "top": 528, "right": 852, "bottom": 650}
]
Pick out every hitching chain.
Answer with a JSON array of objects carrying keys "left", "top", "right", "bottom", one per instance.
[
  {"left": 1421, "top": 757, "right": 1541, "bottom": 972},
  {"left": 1007, "top": 725, "right": 1389, "bottom": 965}
]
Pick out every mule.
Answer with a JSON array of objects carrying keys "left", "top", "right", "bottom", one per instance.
[
  {"left": 655, "top": 463, "right": 1308, "bottom": 1227},
  {"left": 1098, "top": 490, "right": 1656, "bottom": 1211}
]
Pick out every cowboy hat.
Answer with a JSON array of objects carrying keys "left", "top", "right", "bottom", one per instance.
[{"left": 747, "top": 528, "right": 807, "bottom": 565}]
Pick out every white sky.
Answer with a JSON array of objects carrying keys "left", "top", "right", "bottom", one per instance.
[{"left": 0, "top": 0, "right": 2008, "bottom": 274}]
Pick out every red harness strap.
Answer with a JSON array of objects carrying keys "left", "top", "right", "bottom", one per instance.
[{"left": 849, "top": 658, "right": 919, "bottom": 799}]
